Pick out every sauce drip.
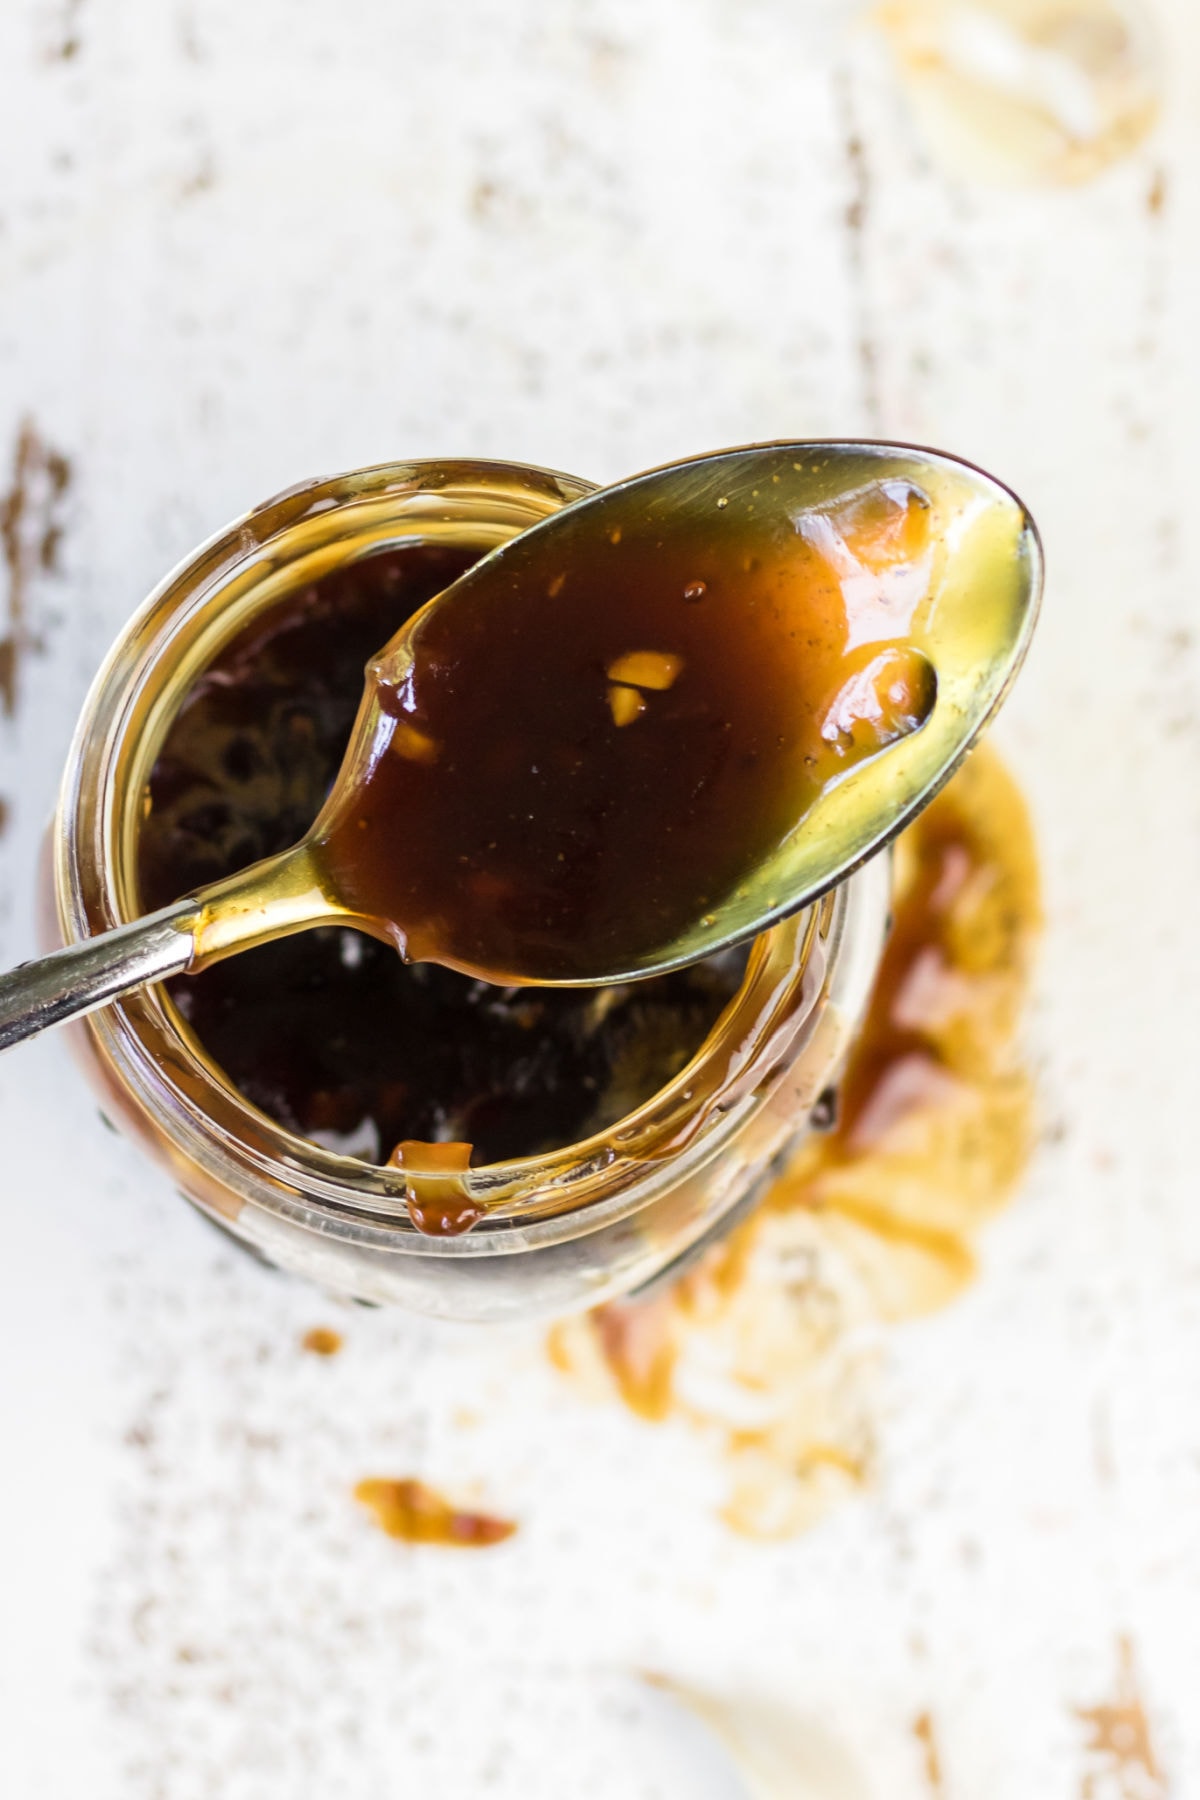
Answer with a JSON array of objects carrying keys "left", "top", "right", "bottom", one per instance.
[
  {"left": 387, "top": 1138, "right": 483, "bottom": 1236},
  {"left": 316, "top": 475, "right": 939, "bottom": 983},
  {"left": 353, "top": 1478, "right": 517, "bottom": 1548}
]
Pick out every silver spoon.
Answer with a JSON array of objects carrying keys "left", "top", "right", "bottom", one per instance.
[{"left": 0, "top": 440, "right": 1041, "bottom": 1052}]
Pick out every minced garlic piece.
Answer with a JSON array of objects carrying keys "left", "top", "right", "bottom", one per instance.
[
  {"left": 608, "top": 683, "right": 646, "bottom": 727},
  {"left": 391, "top": 720, "right": 440, "bottom": 764},
  {"left": 606, "top": 650, "right": 683, "bottom": 690}
]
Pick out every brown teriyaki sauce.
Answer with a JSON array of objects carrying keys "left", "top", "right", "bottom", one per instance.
[{"left": 316, "top": 480, "right": 936, "bottom": 983}]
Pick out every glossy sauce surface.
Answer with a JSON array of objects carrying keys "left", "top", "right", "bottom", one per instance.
[{"left": 316, "top": 473, "right": 940, "bottom": 983}]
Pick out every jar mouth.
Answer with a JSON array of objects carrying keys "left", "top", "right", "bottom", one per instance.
[{"left": 56, "top": 458, "right": 849, "bottom": 1244}]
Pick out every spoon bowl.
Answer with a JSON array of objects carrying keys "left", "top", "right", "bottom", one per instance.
[{"left": 299, "top": 438, "right": 1041, "bottom": 983}]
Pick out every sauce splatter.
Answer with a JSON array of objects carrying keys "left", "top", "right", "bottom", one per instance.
[
  {"left": 353, "top": 1477, "right": 517, "bottom": 1548},
  {"left": 300, "top": 1326, "right": 343, "bottom": 1357},
  {"left": 1077, "top": 1638, "right": 1167, "bottom": 1800},
  {"left": 549, "top": 747, "right": 1040, "bottom": 1537},
  {"left": 915, "top": 1711, "right": 946, "bottom": 1796}
]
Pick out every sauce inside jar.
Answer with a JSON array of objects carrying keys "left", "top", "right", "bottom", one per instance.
[{"left": 137, "top": 543, "right": 750, "bottom": 1165}]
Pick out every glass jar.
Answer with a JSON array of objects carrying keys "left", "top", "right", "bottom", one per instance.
[{"left": 50, "top": 459, "right": 891, "bottom": 1323}]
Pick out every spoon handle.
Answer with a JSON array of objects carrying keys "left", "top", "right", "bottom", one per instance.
[
  {"left": 0, "top": 843, "right": 342, "bottom": 1054},
  {"left": 0, "top": 900, "right": 197, "bottom": 1052}
]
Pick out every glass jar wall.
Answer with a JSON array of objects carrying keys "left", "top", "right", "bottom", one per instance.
[{"left": 50, "top": 460, "right": 890, "bottom": 1322}]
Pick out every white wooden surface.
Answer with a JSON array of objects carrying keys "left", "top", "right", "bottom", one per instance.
[{"left": 1, "top": 2, "right": 1199, "bottom": 1794}]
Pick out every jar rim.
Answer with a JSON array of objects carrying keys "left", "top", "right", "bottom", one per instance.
[{"left": 55, "top": 458, "right": 885, "bottom": 1251}]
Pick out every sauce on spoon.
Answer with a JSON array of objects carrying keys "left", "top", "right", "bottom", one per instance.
[{"left": 311, "top": 465, "right": 953, "bottom": 986}]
